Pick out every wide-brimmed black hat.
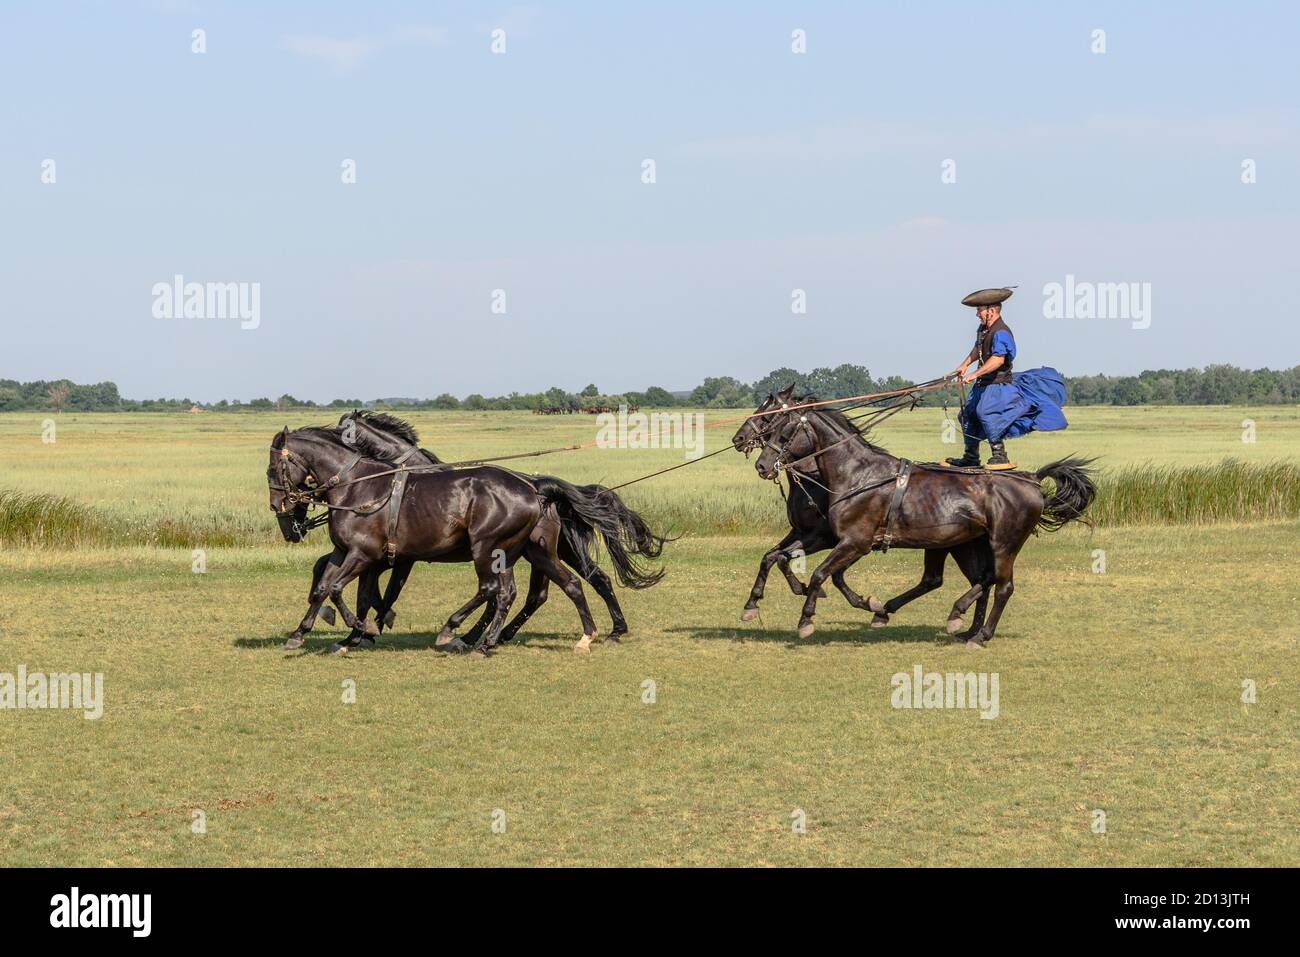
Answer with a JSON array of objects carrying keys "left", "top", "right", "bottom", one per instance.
[{"left": 961, "top": 287, "right": 1015, "bottom": 307}]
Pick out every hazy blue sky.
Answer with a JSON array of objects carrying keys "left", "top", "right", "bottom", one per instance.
[{"left": 2, "top": 1, "right": 1297, "bottom": 402}]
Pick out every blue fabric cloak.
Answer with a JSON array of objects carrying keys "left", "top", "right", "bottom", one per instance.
[{"left": 962, "top": 367, "right": 1069, "bottom": 441}]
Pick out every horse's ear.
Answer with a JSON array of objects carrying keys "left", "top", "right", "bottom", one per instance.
[{"left": 777, "top": 384, "right": 795, "bottom": 399}]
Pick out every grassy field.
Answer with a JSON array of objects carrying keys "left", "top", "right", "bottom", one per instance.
[
  {"left": 1, "top": 407, "right": 1298, "bottom": 866},
  {"left": 1, "top": 404, "right": 1298, "bottom": 544}
]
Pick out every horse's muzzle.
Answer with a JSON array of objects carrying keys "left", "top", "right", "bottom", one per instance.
[{"left": 276, "top": 509, "right": 308, "bottom": 543}]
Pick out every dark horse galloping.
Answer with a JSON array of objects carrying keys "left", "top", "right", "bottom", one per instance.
[
  {"left": 268, "top": 425, "right": 661, "bottom": 654},
  {"left": 309, "top": 411, "right": 664, "bottom": 648},
  {"left": 733, "top": 386, "right": 992, "bottom": 633},
  {"left": 750, "top": 399, "right": 1095, "bottom": 646}
]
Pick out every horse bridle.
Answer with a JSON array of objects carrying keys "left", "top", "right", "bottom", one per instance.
[
  {"left": 756, "top": 406, "right": 844, "bottom": 475},
  {"left": 268, "top": 436, "right": 426, "bottom": 540},
  {"left": 738, "top": 401, "right": 800, "bottom": 455}
]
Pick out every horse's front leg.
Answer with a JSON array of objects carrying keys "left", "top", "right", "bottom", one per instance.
[
  {"left": 374, "top": 558, "right": 415, "bottom": 632},
  {"left": 324, "top": 550, "right": 381, "bottom": 653},
  {"left": 285, "top": 546, "right": 344, "bottom": 650},
  {"left": 460, "top": 596, "right": 498, "bottom": 646},
  {"left": 797, "top": 541, "right": 865, "bottom": 639},
  {"left": 340, "top": 566, "right": 383, "bottom": 649},
  {"left": 307, "top": 552, "right": 337, "bottom": 626},
  {"left": 742, "top": 530, "right": 801, "bottom": 620},
  {"left": 775, "top": 546, "right": 828, "bottom": 599}
]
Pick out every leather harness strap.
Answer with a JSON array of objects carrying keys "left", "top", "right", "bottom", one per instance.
[
  {"left": 382, "top": 446, "right": 421, "bottom": 562},
  {"left": 384, "top": 470, "right": 408, "bottom": 563},
  {"left": 872, "top": 458, "right": 913, "bottom": 552}
]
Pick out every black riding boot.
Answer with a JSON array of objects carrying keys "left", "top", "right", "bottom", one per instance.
[
  {"left": 945, "top": 435, "right": 981, "bottom": 468},
  {"left": 985, "top": 439, "right": 1015, "bottom": 470}
]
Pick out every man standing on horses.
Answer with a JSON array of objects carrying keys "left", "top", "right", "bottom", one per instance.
[{"left": 945, "top": 286, "right": 1069, "bottom": 470}]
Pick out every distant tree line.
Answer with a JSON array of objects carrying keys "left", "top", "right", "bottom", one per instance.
[{"left": 3, "top": 364, "right": 1299, "bottom": 412}]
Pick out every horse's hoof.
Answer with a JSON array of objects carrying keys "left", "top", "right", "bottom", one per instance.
[
  {"left": 740, "top": 607, "right": 759, "bottom": 622},
  {"left": 605, "top": 634, "right": 622, "bottom": 644},
  {"left": 946, "top": 617, "right": 965, "bottom": 635},
  {"left": 434, "top": 627, "right": 456, "bottom": 649},
  {"left": 383, "top": 609, "right": 396, "bottom": 628},
  {"left": 441, "top": 637, "right": 469, "bottom": 653},
  {"left": 866, "top": 595, "right": 886, "bottom": 614},
  {"left": 469, "top": 645, "right": 490, "bottom": 658},
  {"left": 319, "top": 606, "right": 336, "bottom": 626},
  {"left": 362, "top": 617, "right": 380, "bottom": 637},
  {"left": 797, "top": 622, "right": 815, "bottom": 639},
  {"left": 965, "top": 638, "right": 986, "bottom": 650},
  {"left": 283, "top": 635, "right": 305, "bottom": 651},
  {"left": 574, "top": 635, "right": 594, "bottom": 653},
  {"left": 328, "top": 640, "right": 349, "bottom": 655},
  {"left": 870, "top": 613, "right": 889, "bottom": 628}
]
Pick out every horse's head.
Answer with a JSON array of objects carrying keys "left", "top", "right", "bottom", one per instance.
[
  {"left": 733, "top": 384, "right": 796, "bottom": 454},
  {"left": 753, "top": 404, "right": 817, "bottom": 481},
  {"left": 267, "top": 427, "right": 313, "bottom": 542}
]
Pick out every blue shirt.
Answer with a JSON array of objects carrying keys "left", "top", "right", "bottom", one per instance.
[{"left": 977, "top": 327, "right": 1016, "bottom": 361}]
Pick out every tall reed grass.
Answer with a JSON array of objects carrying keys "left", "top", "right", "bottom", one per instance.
[
  {"left": 0, "top": 490, "right": 106, "bottom": 548},
  {"left": 1089, "top": 458, "right": 1300, "bottom": 526}
]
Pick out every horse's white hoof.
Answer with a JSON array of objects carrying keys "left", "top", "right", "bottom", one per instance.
[
  {"left": 383, "top": 609, "right": 396, "bottom": 628},
  {"left": 740, "top": 607, "right": 759, "bottom": 622},
  {"left": 434, "top": 627, "right": 456, "bottom": 648},
  {"left": 797, "top": 622, "right": 815, "bottom": 639},
  {"left": 866, "top": 595, "right": 886, "bottom": 614},
  {"left": 946, "top": 617, "right": 964, "bottom": 635},
  {"left": 574, "top": 635, "right": 593, "bottom": 653}
]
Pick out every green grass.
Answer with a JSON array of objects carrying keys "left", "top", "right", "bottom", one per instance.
[
  {"left": 2, "top": 528, "right": 1296, "bottom": 866},
  {"left": 1091, "top": 458, "right": 1300, "bottom": 525},
  {"left": 0, "top": 408, "right": 1297, "bottom": 866},
  {"left": 2, "top": 407, "right": 1296, "bottom": 544},
  {"left": 0, "top": 489, "right": 105, "bottom": 548}
]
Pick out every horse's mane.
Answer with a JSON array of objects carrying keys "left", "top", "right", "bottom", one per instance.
[
  {"left": 796, "top": 393, "right": 891, "bottom": 455},
  {"left": 336, "top": 411, "right": 443, "bottom": 466},
  {"left": 350, "top": 410, "right": 420, "bottom": 445}
]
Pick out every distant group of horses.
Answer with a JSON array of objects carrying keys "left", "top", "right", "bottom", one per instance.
[{"left": 267, "top": 388, "right": 1095, "bottom": 655}]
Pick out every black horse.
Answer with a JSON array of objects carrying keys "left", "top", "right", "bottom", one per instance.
[
  {"left": 733, "top": 386, "right": 994, "bottom": 633},
  {"left": 750, "top": 398, "right": 1095, "bottom": 646},
  {"left": 268, "top": 425, "right": 652, "bottom": 655},
  {"left": 308, "top": 411, "right": 664, "bottom": 648}
]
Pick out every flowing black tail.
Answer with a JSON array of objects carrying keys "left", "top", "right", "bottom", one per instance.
[
  {"left": 534, "top": 476, "right": 669, "bottom": 589},
  {"left": 1036, "top": 457, "right": 1098, "bottom": 532}
]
